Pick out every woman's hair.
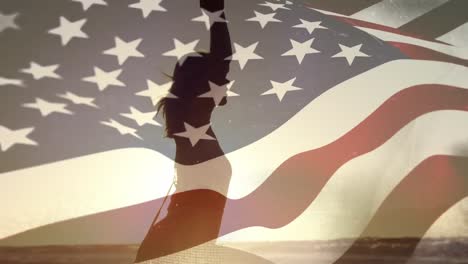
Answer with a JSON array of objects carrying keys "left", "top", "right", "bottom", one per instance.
[
  {"left": 157, "top": 52, "right": 230, "bottom": 137},
  {"left": 157, "top": 5, "right": 232, "bottom": 138}
]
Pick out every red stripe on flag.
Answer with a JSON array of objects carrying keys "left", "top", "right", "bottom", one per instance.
[
  {"left": 333, "top": 155, "right": 468, "bottom": 264},
  {"left": 227, "top": 84, "right": 468, "bottom": 231},
  {"left": 388, "top": 42, "right": 468, "bottom": 67},
  {"left": 3, "top": 85, "right": 468, "bottom": 260},
  {"left": 331, "top": 16, "right": 450, "bottom": 45}
]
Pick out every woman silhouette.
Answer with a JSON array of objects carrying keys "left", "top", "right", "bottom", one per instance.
[{"left": 135, "top": 0, "right": 272, "bottom": 263}]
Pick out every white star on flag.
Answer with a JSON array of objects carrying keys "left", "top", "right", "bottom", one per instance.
[
  {"left": 226, "top": 81, "right": 239, "bottom": 97},
  {"left": 246, "top": 11, "right": 281, "bottom": 29},
  {"left": 48, "top": 16, "right": 88, "bottom": 46},
  {"left": 71, "top": 0, "right": 107, "bottom": 11},
  {"left": 173, "top": 122, "right": 215, "bottom": 147},
  {"left": 23, "top": 98, "right": 73, "bottom": 116},
  {"left": 103, "top": 37, "right": 144, "bottom": 65},
  {"left": 0, "top": 12, "right": 19, "bottom": 33},
  {"left": 136, "top": 79, "right": 176, "bottom": 105},
  {"left": 57, "top": 91, "right": 98, "bottom": 108},
  {"left": 82, "top": 66, "right": 125, "bottom": 91},
  {"left": 198, "top": 81, "right": 229, "bottom": 106},
  {"left": 129, "top": 0, "right": 166, "bottom": 18},
  {"left": 101, "top": 119, "right": 142, "bottom": 140},
  {"left": 259, "top": 1, "right": 291, "bottom": 11},
  {"left": 120, "top": 107, "right": 161, "bottom": 127},
  {"left": 191, "top": 9, "right": 226, "bottom": 30},
  {"left": 0, "top": 126, "right": 37, "bottom": 152},
  {"left": 332, "top": 43, "right": 370, "bottom": 65},
  {"left": 163, "top": 38, "right": 201, "bottom": 65},
  {"left": 293, "top": 19, "right": 327, "bottom": 34},
  {"left": 262, "top": 77, "right": 302, "bottom": 101},
  {"left": 21, "top": 62, "right": 61, "bottom": 80},
  {"left": 282, "top": 38, "right": 320, "bottom": 64},
  {"left": 228, "top": 42, "right": 263, "bottom": 70},
  {"left": 0, "top": 77, "right": 23, "bottom": 87}
]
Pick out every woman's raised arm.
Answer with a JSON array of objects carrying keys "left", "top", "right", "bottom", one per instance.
[{"left": 200, "top": 0, "right": 232, "bottom": 60}]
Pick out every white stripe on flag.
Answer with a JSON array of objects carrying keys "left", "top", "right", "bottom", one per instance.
[
  {"left": 306, "top": 7, "right": 467, "bottom": 59},
  {"left": 418, "top": 197, "right": 468, "bottom": 238},
  {"left": 306, "top": 7, "right": 349, "bottom": 18},
  {"left": 437, "top": 22, "right": 468, "bottom": 47},
  {"left": 221, "top": 110, "right": 468, "bottom": 262},
  {"left": 408, "top": 197, "right": 468, "bottom": 264},
  {"left": 351, "top": 0, "right": 450, "bottom": 28},
  {"left": 356, "top": 26, "right": 468, "bottom": 59},
  {"left": 1, "top": 60, "right": 468, "bottom": 239},
  {"left": 227, "top": 60, "right": 468, "bottom": 198}
]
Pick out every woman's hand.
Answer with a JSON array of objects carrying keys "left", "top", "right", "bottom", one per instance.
[{"left": 200, "top": 0, "right": 224, "bottom": 12}]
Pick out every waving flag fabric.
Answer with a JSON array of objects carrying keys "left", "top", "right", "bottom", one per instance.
[{"left": 1, "top": 0, "right": 467, "bottom": 263}]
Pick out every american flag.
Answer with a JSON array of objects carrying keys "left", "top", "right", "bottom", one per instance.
[{"left": 0, "top": 0, "right": 467, "bottom": 263}]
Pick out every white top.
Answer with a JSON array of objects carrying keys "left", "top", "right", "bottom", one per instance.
[{"left": 174, "top": 155, "right": 232, "bottom": 196}]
